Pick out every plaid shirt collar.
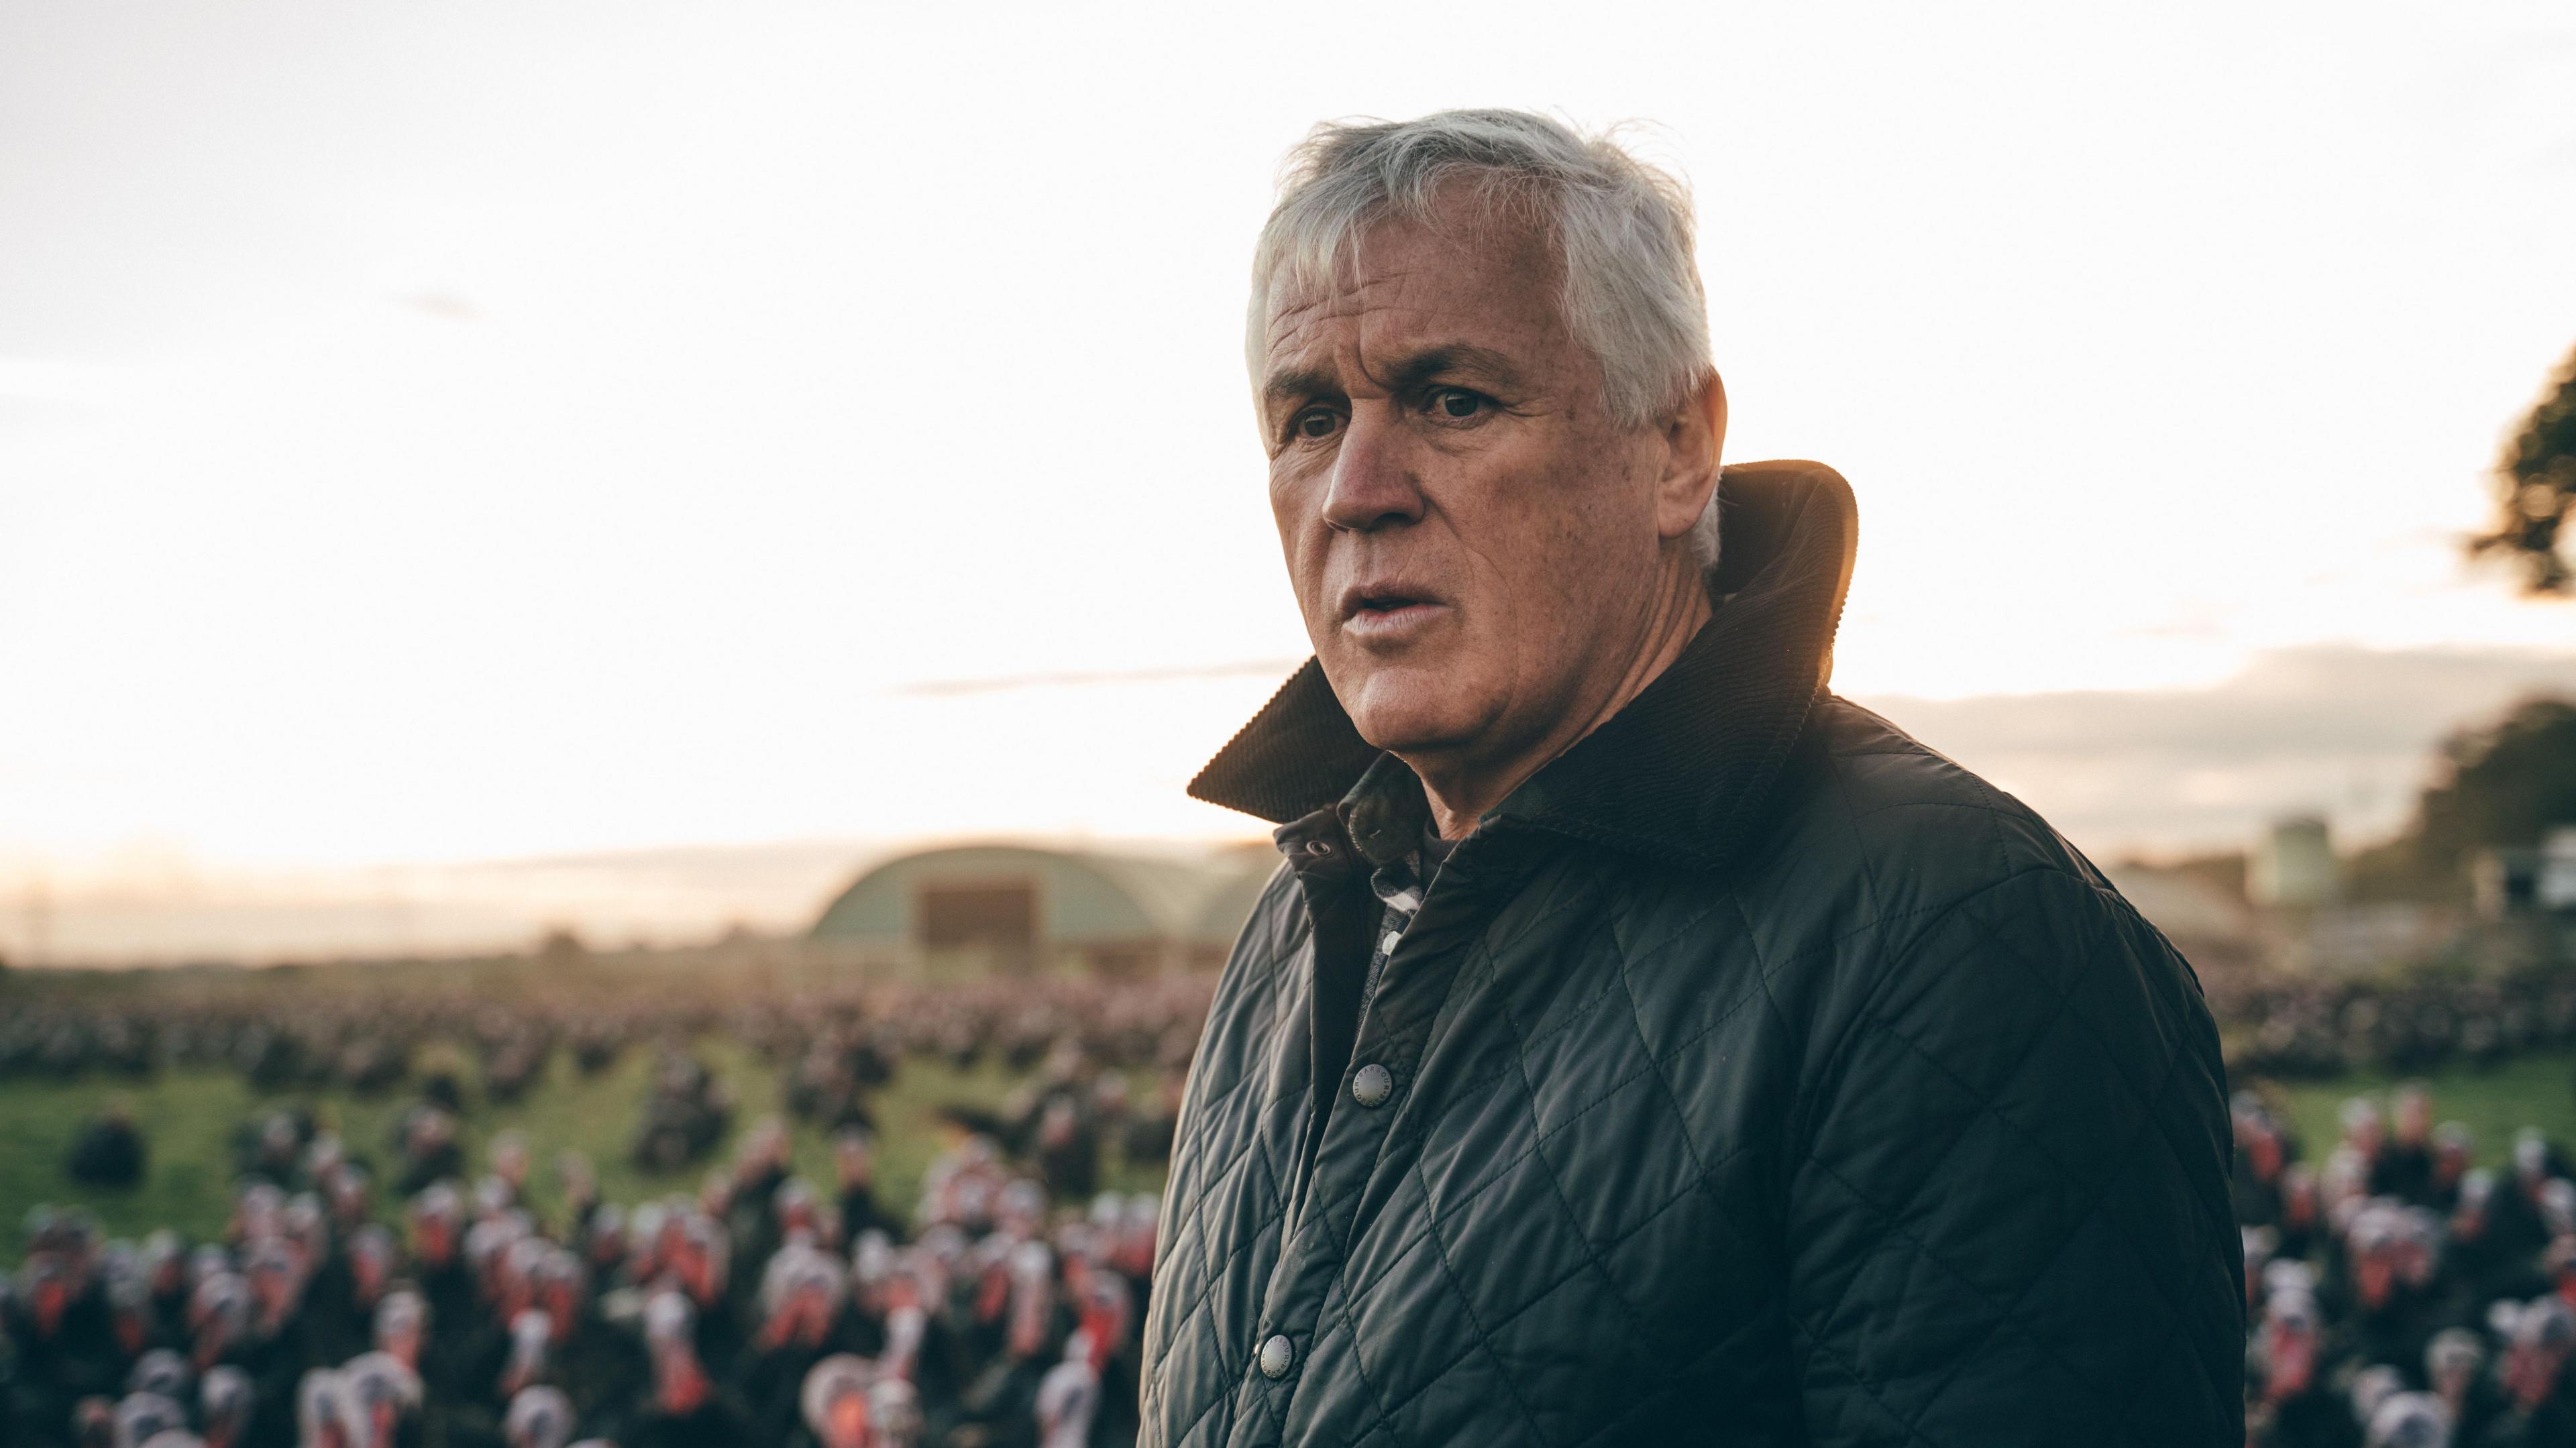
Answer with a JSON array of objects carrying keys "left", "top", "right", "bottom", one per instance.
[{"left": 1332, "top": 753, "right": 1436, "bottom": 995}]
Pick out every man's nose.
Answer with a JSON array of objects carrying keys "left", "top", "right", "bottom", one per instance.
[{"left": 1319, "top": 408, "right": 1423, "bottom": 533}]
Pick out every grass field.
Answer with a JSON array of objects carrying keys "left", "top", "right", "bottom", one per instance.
[
  {"left": 2266, "top": 1049, "right": 2576, "bottom": 1170},
  {"left": 9, "top": 1041, "right": 2575, "bottom": 1256},
  {"left": 0, "top": 1039, "right": 1169, "bottom": 1254}
]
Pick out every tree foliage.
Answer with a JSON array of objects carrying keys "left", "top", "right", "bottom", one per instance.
[
  {"left": 2473, "top": 343, "right": 2576, "bottom": 594},
  {"left": 2351, "top": 696, "right": 2576, "bottom": 899}
]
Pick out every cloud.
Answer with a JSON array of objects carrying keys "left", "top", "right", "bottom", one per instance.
[{"left": 1858, "top": 644, "right": 2576, "bottom": 854}]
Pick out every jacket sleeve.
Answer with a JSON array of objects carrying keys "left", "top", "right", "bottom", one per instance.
[{"left": 1783, "top": 865, "right": 2245, "bottom": 1447}]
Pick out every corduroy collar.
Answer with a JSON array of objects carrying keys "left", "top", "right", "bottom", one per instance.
[{"left": 1187, "top": 459, "right": 1860, "bottom": 875}]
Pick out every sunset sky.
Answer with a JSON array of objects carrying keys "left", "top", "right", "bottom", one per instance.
[{"left": 3, "top": 3, "right": 2572, "bottom": 958}]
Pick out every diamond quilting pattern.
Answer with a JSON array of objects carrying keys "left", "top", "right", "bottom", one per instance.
[{"left": 1138, "top": 699, "right": 2240, "bottom": 1447}]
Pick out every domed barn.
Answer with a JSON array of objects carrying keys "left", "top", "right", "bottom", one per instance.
[{"left": 807, "top": 842, "right": 1279, "bottom": 977}]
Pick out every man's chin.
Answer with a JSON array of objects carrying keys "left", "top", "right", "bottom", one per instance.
[{"left": 1334, "top": 671, "right": 1491, "bottom": 758}]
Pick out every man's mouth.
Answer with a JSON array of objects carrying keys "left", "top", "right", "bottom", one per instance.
[{"left": 1338, "top": 585, "right": 1447, "bottom": 641}]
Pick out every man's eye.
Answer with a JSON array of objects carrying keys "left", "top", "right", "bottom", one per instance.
[
  {"left": 1293, "top": 408, "right": 1340, "bottom": 440},
  {"left": 1428, "top": 388, "right": 1485, "bottom": 420}
]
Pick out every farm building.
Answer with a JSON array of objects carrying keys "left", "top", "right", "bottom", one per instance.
[{"left": 808, "top": 841, "right": 1279, "bottom": 976}]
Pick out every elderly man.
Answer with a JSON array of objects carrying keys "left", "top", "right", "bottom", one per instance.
[{"left": 1140, "top": 111, "right": 2242, "bottom": 1447}]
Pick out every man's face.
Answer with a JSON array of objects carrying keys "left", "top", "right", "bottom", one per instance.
[{"left": 1258, "top": 196, "right": 1691, "bottom": 773}]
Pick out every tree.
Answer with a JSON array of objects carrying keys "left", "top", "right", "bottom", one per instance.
[
  {"left": 2471, "top": 343, "right": 2576, "bottom": 594},
  {"left": 2349, "top": 696, "right": 2576, "bottom": 899}
]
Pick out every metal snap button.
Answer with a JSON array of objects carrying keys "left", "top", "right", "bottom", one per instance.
[
  {"left": 1350, "top": 1063, "right": 1393, "bottom": 1109},
  {"left": 1258, "top": 1333, "right": 1295, "bottom": 1379},
  {"left": 1304, "top": 839, "right": 1334, "bottom": 856}
]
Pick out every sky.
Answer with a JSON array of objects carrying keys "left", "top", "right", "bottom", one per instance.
[{"left": 2, "top": 3, "right": 2573, "bottom": 960}]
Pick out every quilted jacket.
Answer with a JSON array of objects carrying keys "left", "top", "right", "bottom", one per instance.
[{"left": 1139, "top": 460, "right": 2245, "bottom": 1447}]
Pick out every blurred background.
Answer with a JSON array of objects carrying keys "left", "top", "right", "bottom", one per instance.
[{"left": 3, "top": 4, "right": 2573, "bottom": 1447}]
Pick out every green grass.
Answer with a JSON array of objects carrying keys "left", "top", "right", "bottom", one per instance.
[
  {"left": 22, "top": 1040, "right": 2569, "bottom": 1254},
  {"left": 2261, "top": 1048, "right": 2576, "bottom": 1167},
  {"left": 0, "top": 1041, "right": 1167, "bottom": 1254}
]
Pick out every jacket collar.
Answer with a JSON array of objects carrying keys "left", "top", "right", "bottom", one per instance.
[{"left": 1189, "top": 459, "right": 1860, "bottom": 875}]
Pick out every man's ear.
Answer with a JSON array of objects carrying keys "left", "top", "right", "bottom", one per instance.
[{"left": 1654, "top": 370, "right": 1727, "bottom": 542}]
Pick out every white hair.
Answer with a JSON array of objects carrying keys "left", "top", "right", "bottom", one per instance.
[{"left": 1249, "top": 109, "right": 1721, "bottom": 565}]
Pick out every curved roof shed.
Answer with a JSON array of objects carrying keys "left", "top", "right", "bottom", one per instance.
[{"left": 808, "top": 842, "right": 1280, "bottom": 970}]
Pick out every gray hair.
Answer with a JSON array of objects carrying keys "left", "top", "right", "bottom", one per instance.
[{"left": 1248, "top": 109, "right": 1720, "bottom": 563}]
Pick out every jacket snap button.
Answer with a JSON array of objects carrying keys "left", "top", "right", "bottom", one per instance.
[
  {"left": 1350, "top": 1063, "right": 1393, "bottom": 1109},
  {"left": 1258, "top": 1333, "right": 1295, "bottom": 1379}
]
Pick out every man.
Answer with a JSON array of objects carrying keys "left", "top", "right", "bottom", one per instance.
[{"left": 1140, "top": 110, "right": 2242, "bottom": 1446}]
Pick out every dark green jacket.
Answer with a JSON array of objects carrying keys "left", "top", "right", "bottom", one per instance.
[{"left": 1140, "top": 461, "right": 2243, "bottom": 1446}]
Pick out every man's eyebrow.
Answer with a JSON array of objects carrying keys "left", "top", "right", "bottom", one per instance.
[
  {"left": 1383, "top": 343, "right": 1521, "bottom": 392},
  {"left": 1262, "top": 343, "right": 1522, "bottom": 410},
  {"left": 1261, "top": 366, "right": 1338, "bottom": 410}
]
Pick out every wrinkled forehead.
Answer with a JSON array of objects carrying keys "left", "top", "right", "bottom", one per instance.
[{"left": 1254, "top": 200, "right": 1567, "bottom": 375}]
